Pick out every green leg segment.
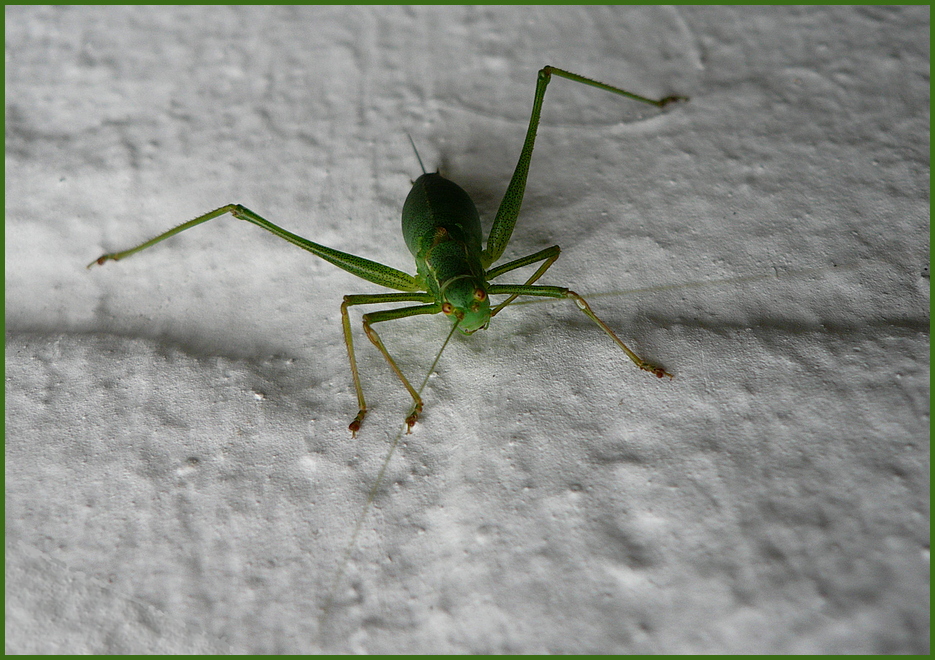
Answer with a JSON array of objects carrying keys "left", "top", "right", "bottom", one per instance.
[
  {"left": 481, "top": 66, "right": 686, "bottom": 269},
  {"left": 90, "top": 204, "right": 423, "bottom": 293},
  {"left": 487, "top": 283, "right": 672, "bottom": 379},
  {"left": 342, "top": 293, "right": 440, "bottom": 435},
  {"left": 486, "top": 246, "right": 562, "bottom": 317}
]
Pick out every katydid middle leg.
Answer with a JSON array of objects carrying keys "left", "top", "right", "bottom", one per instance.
[
  {"left": 487, "top": 283, "right": 672, "bottom": 378},
  {"left": 486, "top": 245, "right": 562, "bottom": 316},
  {"left": 341, "top": 293, "right": 440, "bottom": 435}
]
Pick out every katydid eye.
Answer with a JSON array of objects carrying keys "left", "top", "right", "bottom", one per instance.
[
  {"left": 473, "top": 288, "right": 487, "bottom": 301},
  {"left": 442, "top": 302, "right": 454, "bottom": 314}
]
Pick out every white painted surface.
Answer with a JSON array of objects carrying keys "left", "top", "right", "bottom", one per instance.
[{"left": 6, "top": 6, "right": 929, "bottom": 653}]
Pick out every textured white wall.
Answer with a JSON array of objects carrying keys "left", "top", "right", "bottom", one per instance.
[{"left": 6, "top": 6, "right": 929, "bottom": 653}]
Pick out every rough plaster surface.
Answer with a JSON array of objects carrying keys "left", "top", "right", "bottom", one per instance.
[{"left": 5, "top": 5, "right": 929, "bottom": 653}]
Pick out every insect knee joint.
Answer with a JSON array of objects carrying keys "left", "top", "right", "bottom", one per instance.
[{"left": 567, "top": 291, "right": 589, "bottom": 311}]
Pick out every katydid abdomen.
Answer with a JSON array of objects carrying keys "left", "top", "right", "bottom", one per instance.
[{"left": 402, "top": 172, "right": 492, "bottom": 334}]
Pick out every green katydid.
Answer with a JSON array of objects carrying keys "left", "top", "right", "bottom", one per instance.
[{"left": 89, "top": 66, "right": 686, "bottom": 436}]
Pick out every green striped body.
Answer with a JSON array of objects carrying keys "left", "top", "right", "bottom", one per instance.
[{"left": 402, "top": 173, "right": 491, "bottom": 333}]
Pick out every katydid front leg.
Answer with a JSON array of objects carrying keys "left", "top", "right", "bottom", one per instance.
[{"left": 341, "top": 294, "right": 439, "bottom": 435}]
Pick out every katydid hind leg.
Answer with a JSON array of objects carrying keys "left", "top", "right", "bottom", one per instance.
[
  {"left": 482, "top": 66, "right": 687, "bottom": 270},
  {"left": 90, "top": 204, "right": 422, "bottom": 293}
]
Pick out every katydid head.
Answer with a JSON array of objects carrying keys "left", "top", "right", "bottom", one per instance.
[{"left": 440, "top": 277, "right": 490, "bottom": 334}]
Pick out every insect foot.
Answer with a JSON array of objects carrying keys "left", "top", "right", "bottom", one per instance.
[
  {"left": 348, "top": 410, "right": 367, "bottom": 438},
  {"left": 404, "top": 402, "right": 423, "bottom": 434}
]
